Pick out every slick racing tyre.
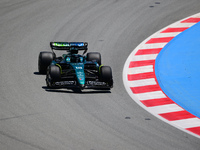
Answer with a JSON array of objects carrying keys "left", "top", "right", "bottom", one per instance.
[
  {"left": 46, "top": 65, "right": 61, "bottom": 88},
  {"left": 86, "top": 52, "right": 101, "bottom": 65},
  {"left": 100, "top": 66, "right": 113, "bottom": 87},
  {"left": 38, "top": 51, "right": 55, "bottom": 74}
]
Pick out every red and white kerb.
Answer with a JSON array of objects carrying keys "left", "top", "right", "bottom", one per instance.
[{"left": 123, "top": 13, "right": 200, "bottom": 138}]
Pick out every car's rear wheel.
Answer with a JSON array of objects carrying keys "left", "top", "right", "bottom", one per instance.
[
  {"left": 86, "top": 52, "right": 101, "bottom": 65},
  {"left": 38, "top": 51, "right": 55, "bottom": 74},
  {"left": 46, "top": 65, "right": 61, "bottom": 88},
  {"left": 100, "top": 66, "right": 113, "bottom": 87}
]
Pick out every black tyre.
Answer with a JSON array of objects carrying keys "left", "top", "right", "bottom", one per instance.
[
  {"left": 100, "top": 66, "right": 113, "bottom": 87},
  {"left": 86, "top": 52, "right": 101, "bottom": 65},
  {"left": 46, "top": 65, "right": 61, "bottom": 87},
  {"left": 38, "top": 52, "right": 55, "bottom": 74}
]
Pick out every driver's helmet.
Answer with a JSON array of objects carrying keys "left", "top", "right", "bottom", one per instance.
[{"left": 70, "top": 47, "right": 78, "bottom": 54}]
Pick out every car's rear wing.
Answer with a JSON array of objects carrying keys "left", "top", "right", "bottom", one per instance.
[{"left": 50, "top": 42, "right": 88, "bottom": 51}]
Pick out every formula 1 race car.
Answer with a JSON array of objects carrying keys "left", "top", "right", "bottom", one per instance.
[{"left": 38, "top": 42, "right": 113, "bottom": 90}]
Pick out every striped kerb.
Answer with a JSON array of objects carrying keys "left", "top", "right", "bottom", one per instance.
[{"left": 124, "top": 14, "right": 200, "bottom": 138}]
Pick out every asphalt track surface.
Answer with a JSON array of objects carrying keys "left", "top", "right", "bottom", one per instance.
[{"left": 0, "top": 0, "right": 200, "bottom": 150}]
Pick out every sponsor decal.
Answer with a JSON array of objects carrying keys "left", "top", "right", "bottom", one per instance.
[
  {"left": 53, "top": 42, "right": 70, "bottom": 47},
  {"left": 87, "top": 81, "right": 106, "bottom": 86},
  {"left": 76, "top": 66, "right": 82, "bottom": 69},
  {"left": 55, "top": 81, "right": 76, "bottom": 86}
]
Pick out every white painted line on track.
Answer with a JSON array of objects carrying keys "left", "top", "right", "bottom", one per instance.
[
  {"left": 156, "top": 32, "right": 181, "bottom": 37},
  {"left": 140, "top": 43, "right": 167, "bottom": 49},
  {"left": 174, "top": 23, "right": 196, "bottom": 28},
  {"left": 132, "top": 54, "right": 158, "bottom": 61},
  {"left": 148, "top": 104, "right": 184, "bottom": 114},
  {"left": 128, "top": 65, "right": 154, "bottom": 74},
  {"left": 135, "top": 91, "right": 166, "bottom": 101},
  {"left": 128, "top": 78, "right": 157, "bottom": 87},
  {"left": 172, "top": 118, "right": 200, "bottom": 129}
]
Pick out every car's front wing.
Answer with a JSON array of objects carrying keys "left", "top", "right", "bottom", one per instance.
[{"left": 52, "top": 80, "right": 112, "bottom": 89}]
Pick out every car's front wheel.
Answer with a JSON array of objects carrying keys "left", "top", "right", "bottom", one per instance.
[
  {"left": 100, "top": 66, "right": 113, "bottom": 87},
  {"left": 46, "top": 65, "right": 61, "bottom": 88},
  {"left": 38, "top": 51, "right": 55, "bottom": 74}
]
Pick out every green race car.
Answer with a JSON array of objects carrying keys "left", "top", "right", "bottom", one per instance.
[{"left": 38, "top": 42, "right": 113, "bottom": 90}]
